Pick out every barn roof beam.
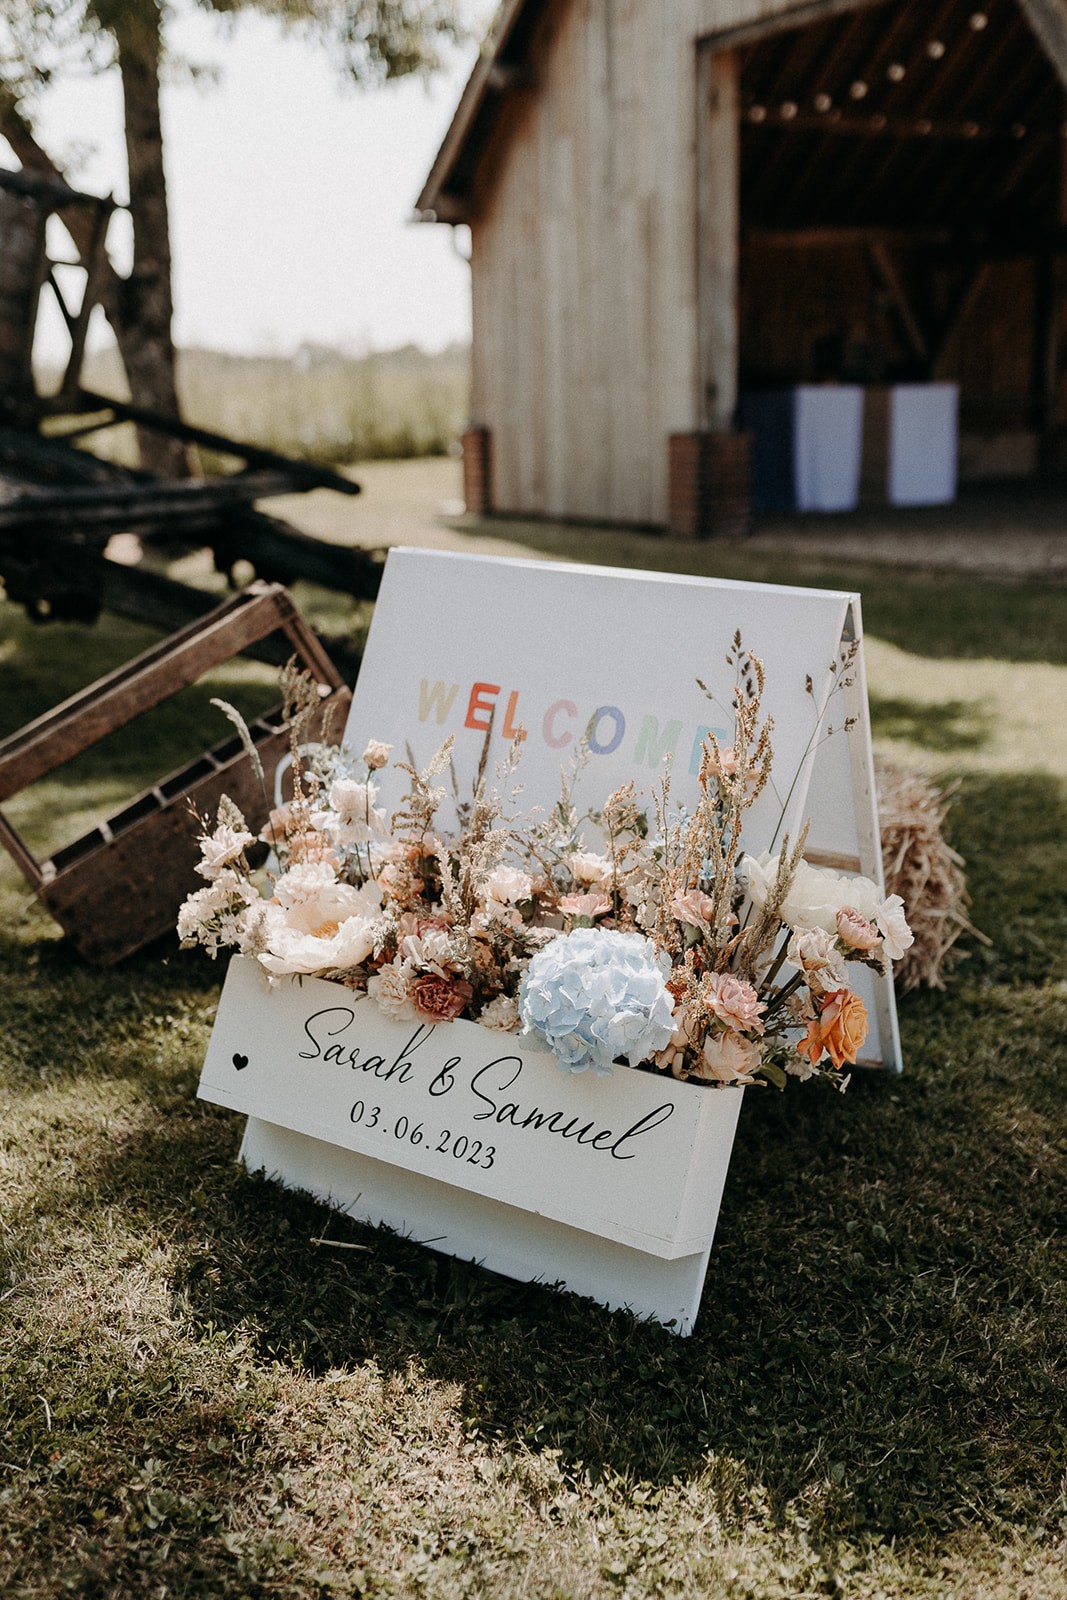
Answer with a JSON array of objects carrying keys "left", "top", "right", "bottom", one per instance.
[
  {"left": 419, "top": 0, "right": 1067, "bottom": 227},
  {"left": 745, "top": 220, "right": 1067, "bottom": 258},
  {"left": 866, "top": 238, "right": 930, "bottom": 364},
  {"left": 1017, "top": 0, "right": 1067, "bottom": 88},
  {"left": 705, "top": 0, "right": 891, "bottom": 52},
  {"left": 770, "top": 0, "right": 971, "bottom": 219},
  {"left": 743, "top": 107, "right": 1059, "bottom": 140}
]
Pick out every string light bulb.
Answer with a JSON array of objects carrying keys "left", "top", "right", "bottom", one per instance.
[
  {"left": 887, "top": 62, "right": 906, "bottom": 82},
  {"left": 927, "top": 39, "right": 946, "bottom": 59}
]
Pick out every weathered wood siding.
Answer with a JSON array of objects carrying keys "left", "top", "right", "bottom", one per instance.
[{"left": 469, "top": 0, "right": 823, "bottom": 523}]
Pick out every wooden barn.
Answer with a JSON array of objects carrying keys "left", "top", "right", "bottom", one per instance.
[{"left": 418, "top": 0, "right": 1067, "bottom": 533}]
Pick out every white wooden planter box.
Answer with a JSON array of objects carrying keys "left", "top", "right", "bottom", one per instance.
[{"left": 198, "top": 956, "right": 746, "bottom": 1332}]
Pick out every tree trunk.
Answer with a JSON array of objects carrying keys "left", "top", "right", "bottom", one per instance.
[
  {"left": 114, "top": 11, "right": 192, "bottom": 477},
  {"left": 1, "top": 82, "right": 191, "bottom": 477}
]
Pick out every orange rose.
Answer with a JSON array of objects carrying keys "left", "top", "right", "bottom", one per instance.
[{"left": 796, "top": 988, "right": 868, "bottom": 1072}]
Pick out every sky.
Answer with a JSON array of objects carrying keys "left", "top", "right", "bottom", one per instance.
[{"left": 5, "top": 3, "right": 489, "bottom": 363}]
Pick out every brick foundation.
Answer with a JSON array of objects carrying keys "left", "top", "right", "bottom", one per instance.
[
  {"left": 667, "top": 431, "right": 751, "bottom": 539},
  {"left": 461, "top": 426, "right": 493, "bottom": 516}
]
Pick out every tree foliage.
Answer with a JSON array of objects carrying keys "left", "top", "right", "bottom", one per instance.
[
  {"left": 0, "top": 0, "right": 470, "bottom": 473},
  {"left": 2, "top": 1, "right": 468, "bottom": 100}
]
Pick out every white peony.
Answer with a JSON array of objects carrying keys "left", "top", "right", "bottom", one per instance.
[
  {"left": 876, "top": 894, "right": 914, "bottom": 961},
  {"left": 741, "top": 853, "right": 882, "bottom": 933},
  {"left": 272, "top": 860, "right": 344, "bottom": 908},
  {"left": 258, "top": 916, "right": 379, "bottom": 978},
  {"left": 258, "top": 875, "right": 383, "bottom": 977},
  {"left": 482, "top": 865, "right": 533, "bottom": 906},
  {"left": 328, "top": 777, "right": 378, "bottom": 819},
  {"left": 399, "top": 926, "right": 455, "bottom": 975}
]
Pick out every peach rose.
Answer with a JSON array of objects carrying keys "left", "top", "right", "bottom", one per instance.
[
  {"left": 703, "top": 743, "right": 740, "bottom": 780},
  {"left": 361, "top": 739, "right": 393, "bottom": 770},
  {"left": 377, "top": 862, "right": 424, "bottom": 898},
  {"left": 692, "top": 1029, "right": 761, "bottom": 1085},
  {"left": 670, "top": 888, "right": 716, "bottom": 927},
  {"left": 653, "top": 1004, "right": 702, "bottom": 1079},
  {"left": 796, "top": 988, "right": 869, "bottom": 1072},
  {"left": 285, "top": 830, "right": 340, "bottom": 868}
]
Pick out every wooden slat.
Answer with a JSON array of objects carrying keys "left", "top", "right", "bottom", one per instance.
[
  {"left": 1018, "top": 0, "right": 1067, "bottom": 92},
  {"left": 705, "top": 0, "right": 891, "bottom": 52},
  {"left": 804, "top": 847, "right": 864, "bottom": 873},
  {"left": 57, "top": 204, "right": 122, "bottom": 408},
  {"left": 866, "top": 239, "right": 930, "bottom": 364},
  {"left": 75, "top": 390, "right": 361, "bottom": 495},
  {"left": 37, "top": 689, "right": 352, "bottom": 966},
  {"left": 0, "top": 471, "right": 306, "bottom": 534},
  {"left": 0, "top": 808, "right": 43, "bottom": 891},
  {"left": 0, "top": 583, "right": 340, "bottom": 802}
]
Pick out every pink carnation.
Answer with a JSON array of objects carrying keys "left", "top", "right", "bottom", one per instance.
[
  {"left": 836, "top": 906, "right": 881, "bottom": 952},
  {"left": 409, "top": 973, "right": 474, "bottom": 1023},
  {"left": 559, "top": 892, "right": 612, "bottom": 921},
  {"left": 701, "top": 971, "right": 766, "bottom": 1035}
]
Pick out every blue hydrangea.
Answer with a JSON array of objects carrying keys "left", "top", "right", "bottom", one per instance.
[{"left": 518, "top": 927, "right": 677, "bottom": 1076}]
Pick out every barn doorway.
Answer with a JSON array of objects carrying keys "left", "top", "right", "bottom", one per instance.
[{"left": 721, "top": 0, "right": 1067, "bottom": 508}]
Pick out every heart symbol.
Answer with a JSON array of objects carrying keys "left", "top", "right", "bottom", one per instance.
[{"left": 232, "top": 1053, "right": 249, "bottom": 1071}]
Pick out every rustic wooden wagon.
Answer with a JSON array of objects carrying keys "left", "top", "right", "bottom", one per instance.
[
  {"left": 0, "top": 166, "right": 381, "bottom": 642},
  {"left": 0, "top": 170, "right": 374, "bottom": 960}
]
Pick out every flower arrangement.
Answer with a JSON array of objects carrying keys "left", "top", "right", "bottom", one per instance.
[{"left": 179, "top": 640, "right": 912, "bottom": 1091}]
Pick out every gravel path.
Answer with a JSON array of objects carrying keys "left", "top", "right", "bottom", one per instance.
[
  {"left": 739, "top": 482, "right": 1067, "bottom": 578},
  {"left": 265, "top": 463, "right": 1067, "bottom": 582}
]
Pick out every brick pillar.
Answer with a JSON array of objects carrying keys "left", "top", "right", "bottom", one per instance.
[
  {"left": 667, "top": 431, "right": 751, "bottom": 539},
  {"left": 462, "top": 426, "right": 493, "bottom": 515}
]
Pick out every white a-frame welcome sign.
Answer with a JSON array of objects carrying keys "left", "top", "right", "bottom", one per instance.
[{"left": 198, "top": 551, "right": 899, "bottom": 1334}]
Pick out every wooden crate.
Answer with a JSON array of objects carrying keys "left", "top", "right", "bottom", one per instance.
[{"left": 0, "top": 583, "right": 351, "bottom": 964}]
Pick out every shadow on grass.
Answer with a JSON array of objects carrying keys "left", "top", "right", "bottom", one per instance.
[
  {"left": 869, "top": 694, "right": 994, "bottom": 753},
  {"left": 10, "top": 1029, "right": 1064, "bottom": 1549},
  {"left": 4, "top": 773, "right": 1066, "bottom": 1552}
]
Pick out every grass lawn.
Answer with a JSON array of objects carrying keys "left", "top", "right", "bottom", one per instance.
[{"left": 1, "top": 472, "right": 1066, "bottom": 1598}]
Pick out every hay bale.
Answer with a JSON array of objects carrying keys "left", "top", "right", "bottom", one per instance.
[{"left": 875, "top": 758, "right": 988, "bottom": 991}]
